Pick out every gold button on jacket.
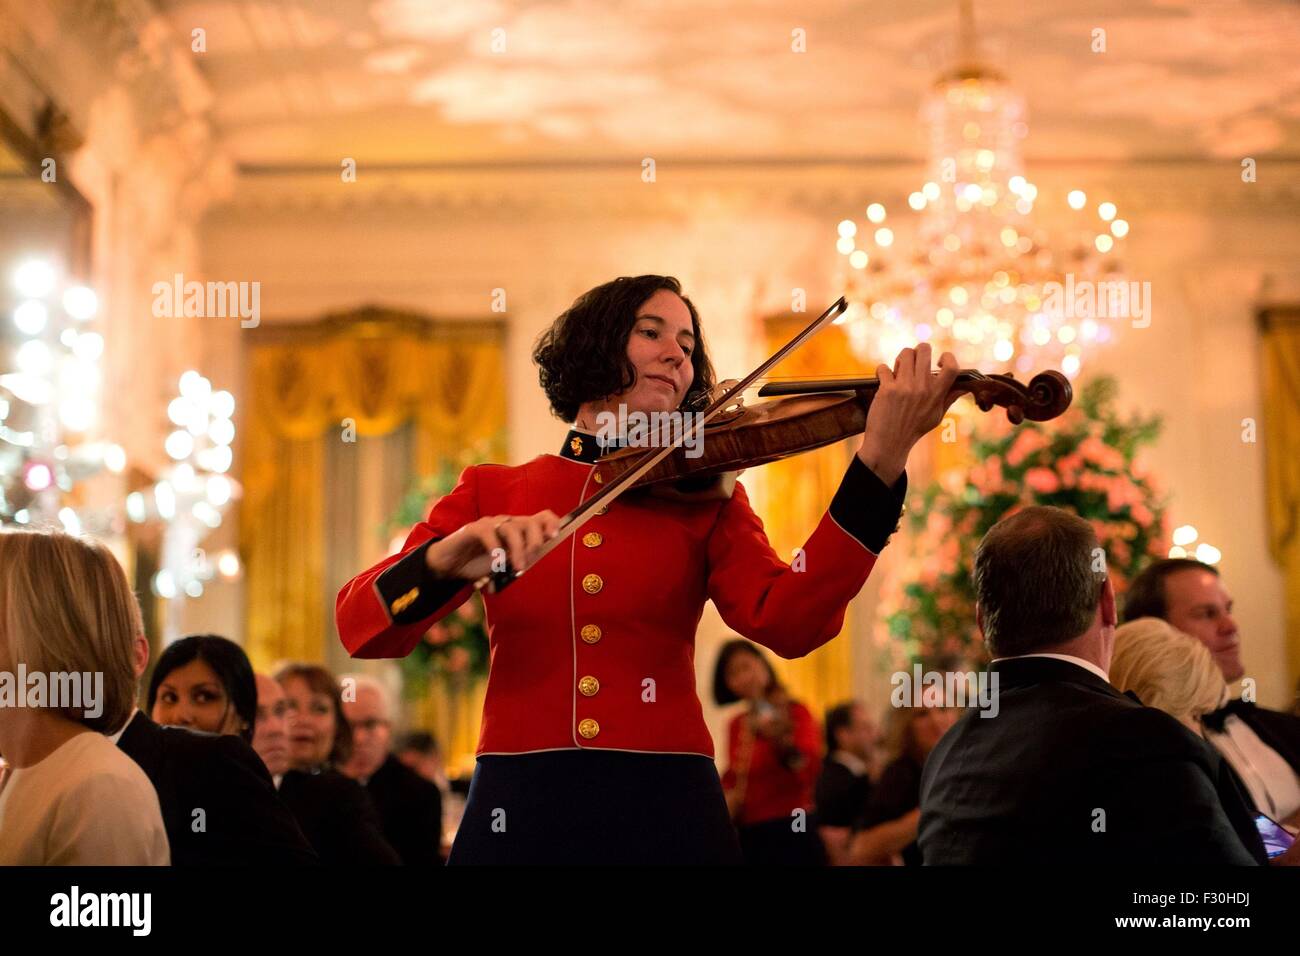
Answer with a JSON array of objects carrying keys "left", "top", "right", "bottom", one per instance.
[
  {"left": 578, "top": 718, "right": 600, "bottom": 739},
  {"left": 582, "top": 573, "right": 603, "bottom": 594},
  {"left": 582, "top": 532, "right": 603, "bottom": 548},
  {"left": 580, "top": 624, "right": 602, "bottom": 644},
  {"left": 578, "top": 676, "right": 600, "bottom": 697}
]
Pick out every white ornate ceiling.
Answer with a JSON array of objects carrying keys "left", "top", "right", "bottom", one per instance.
[{"left": 153, "top": 0, "right": 1300, "bottom": 167}]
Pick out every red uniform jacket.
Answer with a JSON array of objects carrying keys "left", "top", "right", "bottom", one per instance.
[
  {"left": 336, "top": 431, "right": 905, "bottom": 758},
  {"left": 722, "top": 700, "right": 823, "bottom": 826}
]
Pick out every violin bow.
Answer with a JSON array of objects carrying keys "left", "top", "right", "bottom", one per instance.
[{"left": 475, "top": 296, "right": 849, "bottom": 592}]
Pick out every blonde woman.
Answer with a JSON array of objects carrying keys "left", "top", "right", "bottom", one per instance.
[
  {"left": 0, "top": 529, "right": 169, "bottom": 865},
  {"left": 1108, "top": 617, "right": 1300, "bottom": 859},
  {"left": 1111, "top": 617, "right": 1227, "bottom": 735}
]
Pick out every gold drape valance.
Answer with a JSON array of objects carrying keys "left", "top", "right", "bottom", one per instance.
[{"left": 241, "top": 312, "right": 506, "bottom": 673}]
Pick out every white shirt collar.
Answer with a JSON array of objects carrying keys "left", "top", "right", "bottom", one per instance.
[
  {"left": 830, "top": 750, "right": 869, "bottom": 776},
  {"left": 1206, "top": 716, "right": 1300, "bottom": 821},
  {"left": 107, "top": 707, "right": 139, "bottom": 746},
  {"left": 992, "top": 653, "right": 1110, "bottom": 684}
]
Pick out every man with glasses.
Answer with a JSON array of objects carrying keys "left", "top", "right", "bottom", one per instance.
[{"left": 340, "top": 674, "right": 444, "bottom": 864}]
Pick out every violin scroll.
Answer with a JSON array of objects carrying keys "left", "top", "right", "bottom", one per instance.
[{"left": 965, "top": 370, "right": 1072, "bottom": 424}]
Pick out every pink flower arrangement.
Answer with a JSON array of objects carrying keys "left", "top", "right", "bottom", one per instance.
[
  {"left": 1006, "top": 429, "right": 1051, "bottom": 467},
  {"left": 1025, "top": 467, "right": 1061, "bottom": 495},
  {"left": 455, "top": 596, "right": 483, "bottom": 624},
  {"left": 878, "top": 376, "right": 1169, "bottom": 666},
  {"left": 1078, "top": 436, "right": 1126, "bottom": 472},
  {"left": 445, "top": 647, "right": 471, "bottom": 673}
]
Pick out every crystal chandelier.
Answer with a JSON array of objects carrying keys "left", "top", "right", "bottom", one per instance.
[{"left": 835, "top": 0, "right": 1131, "bottom": 378}]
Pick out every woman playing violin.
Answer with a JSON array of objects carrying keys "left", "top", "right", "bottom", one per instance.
[{"left": 336, "top": 274, "right": 958, "bottom": 864}]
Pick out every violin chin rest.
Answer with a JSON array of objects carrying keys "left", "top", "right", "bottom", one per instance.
[{"left": 647, "top": 471, "right": 740, "bottom": 502}]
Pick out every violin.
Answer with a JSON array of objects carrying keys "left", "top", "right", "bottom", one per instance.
[
  {"left": 592, "top": 368, "right": 1072, "bottom": 490},
  {"left": 480, "top": 296, "right": 1072, "bottom": 592}
]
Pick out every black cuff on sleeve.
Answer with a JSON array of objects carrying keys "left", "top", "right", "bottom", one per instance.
[
  {"left": 829, "top": 457, "right": 908, "bottom": 553},
  {"left": 374, "top": 539, "right": 467, "bottom": 625}
]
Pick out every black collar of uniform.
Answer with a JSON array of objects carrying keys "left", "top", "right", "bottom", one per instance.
[{"left": 560, "top": 429, "right": 605, "bottom": 463}]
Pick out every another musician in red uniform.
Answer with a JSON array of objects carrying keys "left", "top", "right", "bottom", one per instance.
[{"left": 336, "top": 274, "right": 957, "bottom": 864}]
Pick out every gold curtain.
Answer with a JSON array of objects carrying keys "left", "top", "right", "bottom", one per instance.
[
  {"left": 753, "top": 315, "right": 864, "bottom": 718},
  {"left": 241, "top": 311, "right": 505, "bottom": 767},
  {"left": 1260, "top": 308, "right": 1300, "bottom": 690}
]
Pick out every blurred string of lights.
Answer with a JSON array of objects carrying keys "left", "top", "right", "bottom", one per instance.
[
  {"left": 126, "top": 370, "right": 242, "bottom": 612},
  {"left": 1169, "top": 524, "right": 1221, "bottom": 565},
  {"left": 1, "top": 257, "right": 125, "bottom": 532},
  {"left": 833, "top": 0, "right": 1129, "bottom": 377},
  {"left": 3, "top": 257, "right": 240, "bottom": 634}
]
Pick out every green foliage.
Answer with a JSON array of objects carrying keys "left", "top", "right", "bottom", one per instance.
[
  {"left": 876, "top": 376, "right": 1170, "bottom": 669},
  {"left": 389, "top": 437, "right": 501, "bottom": 697}
]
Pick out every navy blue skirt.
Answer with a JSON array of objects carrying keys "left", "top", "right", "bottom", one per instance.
[{"left": 447, "top": 750, "right": 742, "bottom": 865}]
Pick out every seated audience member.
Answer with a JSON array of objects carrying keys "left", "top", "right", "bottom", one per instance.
[
  {"left": 397, "top": 730, "right": 457, "bottom": 847},
  {"left": 340, "top": 674, "right": 443, "bottom": 864},
  {"left": 1124, "top": 559, "right": 1300, "bottom": 827},
  {"left": 815, "top": 701, "right": 879, "bottom": 863},
  {"left": 918, "top": 506, "right": 1271, "bottom": 865},
  {"left": 274, "top": 663, "right": 400, "bottom": 865},
  {"left": 148, "top": 634, "right": 257, "bottom": 740},
  {"left": 715, "top": 639, "right": 825, "bottom": 865},
  {"left": 1111, "top": 618, "right": 1271, "bottom": 855},
  {"left": 117, "top": 633, "right": 317, "bottom": 865},
  {"left": 1110, "top": 618, "right": 1228, "bottom": 735},
  {"left": 0, "top": 530, "right": 168, "bottom": 865},
  {"left": 397, "top": 730, "right": 449, "bottom": 790},
  {"left": 253, "top": 673, "right": 292, "bottom": 784},
  {"left": 849, "top": 700, "right": 956, "bottom": 865}
]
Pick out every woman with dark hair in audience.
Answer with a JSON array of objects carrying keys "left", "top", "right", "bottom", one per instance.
[
  {"left": 272, "top": 663, "right": 400, "bottom": 865},
  {"left": 715, "top": 639, "right": 825, "bottom": 865},
  {"left": 148, "top": 634, "right": 257, "bottom": 742},
  {"left": 848, "top": 695, "right": 956, "bottom": 865}
]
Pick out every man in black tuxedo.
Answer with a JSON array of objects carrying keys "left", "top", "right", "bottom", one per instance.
[
  {"left": 113, "top": 632, "right": 317, "bottom": 865},
  {"left": 814, "top": 701, "right": 880, "bottom": 864},
  {"left": 340, "top": 675, "right": 443, "bottom": 864},
  {"left": 1124, "top": 559, "right": 1300, "bottom": 827},
  {"left": 816, "top": 701, "right": 879, "bottom": 828},
  {"left": 918, "top": 506, "right": 1267, "bottom": 865}
]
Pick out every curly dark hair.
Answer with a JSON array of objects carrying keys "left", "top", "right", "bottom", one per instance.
[{"left": 532, "top": 275, "right": 716, "bottom": 421}]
